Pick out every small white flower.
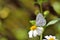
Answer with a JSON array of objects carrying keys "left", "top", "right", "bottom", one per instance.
[
  {"left": 44, "top": 35, "right": 58, "bottom": 40},
  {"left": 28, "top": 13, "right": 46, "bottom": 38},
  {"left": 28, "top": 25, "right": 44, "bottom": 38}
]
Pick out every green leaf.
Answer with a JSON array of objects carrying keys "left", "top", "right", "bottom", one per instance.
[
  {"left": 37, "top": 0, "right": 43, "bottom": 4},
  {"left": 52, "top": 1, "right": 60, "bottom": 15},
  {"left": 37, "top": 0, "right": 48, "bottom": 4},
  {"left": 46, "top": 18, "right": 60, "bottom": 26},
  {"left": 55, "top": 22, "right": 60, "bottom": 33},
  {"left": 30, "top": 20, "right": 36, "bottom": 25}
]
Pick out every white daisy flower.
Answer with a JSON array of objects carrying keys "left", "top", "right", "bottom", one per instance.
[
  {"left": 28, "top": 13, "right": 46, "bottom": 38},
  {"left": 44, "top": 35, "right": 58, "bottom": 40},
  {"left": 28, "top": 25, "right": 44, "bottom": 38}
]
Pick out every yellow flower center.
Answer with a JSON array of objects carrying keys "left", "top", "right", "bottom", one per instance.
[
  {"left": 30, "top": 25, "right": 37, "bottom": 30},
  {"left": 49, "top": 38, "right": 54, "bottom": 40}
]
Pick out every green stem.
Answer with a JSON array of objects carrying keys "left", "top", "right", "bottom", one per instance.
[
  {"left": 37, "top": 0, "right": 44, "bottom": 40},
  {"left": 40, "top": 3, "right": 42, "bottom": 13},
  {"left": 40, "top": 0, "right": 43, "bottom": 13},
  {"left": 40, "top": 0, "right": 43, "bottom": 40},
  {"left": 40, "top": 34, "right": 42, "bottom": 40},
  {"left": 40, "top": 28, "right": 44, "bottom": 40}
]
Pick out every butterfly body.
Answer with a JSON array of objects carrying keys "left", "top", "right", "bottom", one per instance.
[{"left": 36, "top": 13, "right": 46, "bottom": 27}]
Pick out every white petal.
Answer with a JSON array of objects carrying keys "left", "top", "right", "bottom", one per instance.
[
  {"left": 45, "top": 35, "right": 56, "bottom": 40},
  {"left": 28, "top": 30, "right": 33, "bottom": 38},
  {"left": 55, "top": 39, "right": 58, "bottom": 40},
  {"left": 49, "top": 35, "right": 56, "bottom": 39},
  {"left": 53, "top": 36, "right": 56, "bottom": 39},
  {"left": 43, "top": 39, "right": 47, "bottom": 40},
  {"left": 33, "top": 30, "right": 38, "bottom": 37},
  {"left": 49, "top": 35, "right": 53, "bottom": 38},
  {"left": 45, "top": 36, "right": 50, "bottom": 39},
  {"left": 37, "top": 27, "right": 44, "bottom": 31},
  {"left": 36, "top": 27, "right": 44, "bottom": 35}
]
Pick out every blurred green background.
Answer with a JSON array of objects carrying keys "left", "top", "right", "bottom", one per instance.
[{"left": 0, "top": 0, "right": 60, "bottom": 40}]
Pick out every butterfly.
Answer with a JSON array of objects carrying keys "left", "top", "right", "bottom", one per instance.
[{"left": 36, "top": 13, "right": 46, "bottom": 27}]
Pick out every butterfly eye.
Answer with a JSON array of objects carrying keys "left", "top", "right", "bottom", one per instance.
[{"left": 36, "top": 13, "right": 46, "bottom": 27}]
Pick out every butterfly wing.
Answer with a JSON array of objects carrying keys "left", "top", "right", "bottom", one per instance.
[{"left": 36, "top": 13, "right": 46, "bottom": 27}]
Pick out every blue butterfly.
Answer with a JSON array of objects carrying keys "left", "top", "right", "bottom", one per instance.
[{"left": 36, "top": 13, "right": 46, "bottom": 27}]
